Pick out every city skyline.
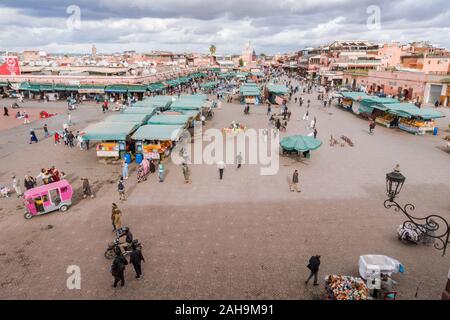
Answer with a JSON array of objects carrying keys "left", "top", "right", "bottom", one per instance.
[{"left": 0, "top": 0, "right": 449, "bottom": 54}]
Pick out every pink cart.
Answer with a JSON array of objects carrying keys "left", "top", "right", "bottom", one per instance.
[{"left": 24, "top": 180, "right": 73, "bottom": 219}]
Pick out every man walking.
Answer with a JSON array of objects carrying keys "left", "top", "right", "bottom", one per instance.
[
  {"left": 236, "top": 152, "right": 243, "bottom": 169},
  {"left": 158, "top": 162, "right": 165, "bottom": 182},
  {"left": 111, "top": 252, "right": 128, "bottom": 288},
  {"left": 81, "top": 178, "right": 94, "bottom": 198},
  {"left": 369, "top": 120, "right": 376, "bottom": 134},
  {"left": 290, "top": 169, "right": 301, "bottom": 192},
  {"left": 267, "top": 103, "right": 271, "bottom": 116},
  {"left": 43, "top": 124, "right": 49, "bottom": 138},
  {"left": 129, "top": 243, "right": 145, "bottom": 279},
  {"left": 182, "top": 163, "right": 191, "bottom": 184},
  {"left": 118, "top": 177, "right": 126, "bottom": 201},
  {"left": 217, "top": 160, "right": 226, "bottom": 180},
  {"left": 305, "top": 255, "right": 321, "bottom": 286}
]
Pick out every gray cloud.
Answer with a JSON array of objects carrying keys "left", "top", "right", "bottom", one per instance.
[{"left": 0, "top": 0, "right": 448, "bottom": 54}]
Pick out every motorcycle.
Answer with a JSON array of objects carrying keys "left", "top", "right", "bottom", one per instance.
[
  {"left": 104, "top": 228, "right": 142, "bottom": 259},
  {"left": 104, "top": 238, "right": 142, "bottom": 259}
]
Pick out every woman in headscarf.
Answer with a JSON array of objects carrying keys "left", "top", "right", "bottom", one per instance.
[{"left": 111, "top": 203, "right": 122, "bottom": 232}]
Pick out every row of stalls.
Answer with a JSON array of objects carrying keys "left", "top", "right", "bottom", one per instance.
[
  {"left": 11, "top": 72, "right": 208, "bottom": 102},
  {"left": 81, "top": 94, "right": 210, "bottom": 163},
  {"left": 337, "top": 92, "right": 445, "bottom": 135}
]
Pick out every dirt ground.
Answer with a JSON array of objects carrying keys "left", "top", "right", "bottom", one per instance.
[{"left": 0, "top": 82, "right": 449, "bottom": 300}]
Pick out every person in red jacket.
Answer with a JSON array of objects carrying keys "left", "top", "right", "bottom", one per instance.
[{"left": 54, "top": 132, "right": 60, "bottom": 145}]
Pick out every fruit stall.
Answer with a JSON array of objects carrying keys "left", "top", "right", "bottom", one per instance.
[{"left": 325, "top": 275, "right": 370, "bottom": 300}]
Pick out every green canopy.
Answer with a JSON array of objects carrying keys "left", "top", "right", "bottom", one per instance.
[
  {"left": 65, "top": 85, "right": 81, "bottom": 91},
  {"left": 78, "top": 84, "right": 105, "bottom": 93},
  {"left": 132, "top": 124, "right": 185, "bottom": 141},
  {"left": 53, "top": 84, "right": 67, "bottom": 91},
  {"left": 122, "top": 107, "right": 157, "bottom": 115},
  {"left": 178, "top": 94, "right": 208, "bottom": 102},
  {"left": 200, "top": 81, "right": 218, "bottom": 89},
  {"left": 147, "top": 82, "right": 166, "bottom": 92},
  {"left": 341, "top": 92, "right": 371, "bottom": 101},
  {"left": 280, "top": 135, "right": 323, "bottom": 152},
  {"left": 127, "top": 85, "right": 148, "bottom": 93},
  {"left": 134, "top": 96, "right": 173, "bottom": 109},
  {"left": 240, "top": 83, "right": 261, "bottom": 96},
  {"left": 267, "top": 83, "right": 289, "bottom": 95},
  {"left": 357, "top": 105, "right": 375, "bottom": 114},
  {"left": 39, "top": 83, "right": 54, "bottom": 92},
  {"left": 81, "top": 122, "right": 140, "bottom": 141},
  {"left": 147, "top": 114, "right": 192, "bottom": 125},
  {"left": 179, "top": 110, "right": 200, "bottom": 117},
  {"left": 105, "top": 85, "right": 128, "bottom": 93},
  {"left": 104, "top": 114, "right": 149, "bottom": 124},
  {"left": 19, "top": 82, "right": 41, "bottom": 92},
  {"left": 189, "top": 72, "right": 206, "bottom": 79},
  {"left": 382, "top": 103, "right": 445, "bottom": 119},
  {"left": 166, "top": 79, "right": 181, "bottom": 86},
  {"left": 170, "top": 99, "right": 205, "bottom": 110}
]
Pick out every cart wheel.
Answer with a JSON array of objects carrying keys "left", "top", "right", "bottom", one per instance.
[
  {"left": 60, "top": 205, "right": 68, "bottom": 212},
  {"left": 24, "top": 213, "right": 33, "bottom": 220}
]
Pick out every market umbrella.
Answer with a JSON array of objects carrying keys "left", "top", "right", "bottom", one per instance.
[{"left": 280, "top": 135, "right": 322, "bottom": 152}]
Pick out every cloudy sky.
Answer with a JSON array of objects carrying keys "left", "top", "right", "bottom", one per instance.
[{"left": 0, "top": 0, "right": 449, "bottom": 55}]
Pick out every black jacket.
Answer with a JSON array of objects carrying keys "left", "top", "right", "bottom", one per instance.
[
  {"left": 111, "top": 255, "right": 128, "bottom": 275},
  {"left": 307, "top": 256, "right": 320, "bottom": 272},
  {"left": 130, "top": 249, "right": 145, "bottom": 265}
]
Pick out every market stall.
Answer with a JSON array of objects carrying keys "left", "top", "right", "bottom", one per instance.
[
  {"left": 358, "top": 97, "right": 398, "bottom": 118},
  {"left": 265, "top": 83, "right": 290, "bottom": 105},
  {"left": 103, "top": 114, "right": 150, "bottom": 125},
  {"left": 170, "top": 99, "right": 206, "bottom": 112},
  {"left": 131, "top": 124, "right": 185, "bottom": 161},
  {"left": 381, "top": 103, "right": 445, "bottom": 135},
  {"left": 81, "top": 122, "right": 140, "bottom": 160},
  {"left": 122, "top": 107, "right": 157, "bottom": 116},
  {"left": 200, "top": 81, "right": 219, "bottom": 92},
  {"left": 325, "top": 275, "right": 370, "bottom": 300},
  {"left": 133, "top": 95, "right": 174, "bottom": 110},
  {"left": 147, "top": 114, "right": 192, "bottom": 126},
  {"left": 339, "top": 92, "right": 370, "bottom": 112},
  {"left": 240, "top": 82, "right": 261, "bottom": 105}
]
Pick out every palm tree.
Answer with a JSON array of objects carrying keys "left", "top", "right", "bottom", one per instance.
[{"left": 209, "top": 45, "right": 216, "bottom": 56}]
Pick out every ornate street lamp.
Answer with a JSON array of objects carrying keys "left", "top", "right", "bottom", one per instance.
[{"left": 384, "top": 165, "right": 450, "bottom": 256}]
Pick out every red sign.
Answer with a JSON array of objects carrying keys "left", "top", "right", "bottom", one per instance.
[{"left": 0, "top": 56, "right": 21, "bottom": 75}]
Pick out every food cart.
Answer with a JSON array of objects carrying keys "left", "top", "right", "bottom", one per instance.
[
  {"left": 132, "top": 124, "right": 185, "bottom": 161},
  {"left": 81, "top": 122, "right": 140, "bottom": 161}
]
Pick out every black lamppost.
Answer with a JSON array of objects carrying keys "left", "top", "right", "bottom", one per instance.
[{"left": 384, "top": 165, "right": 450, "bottom": 256}]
